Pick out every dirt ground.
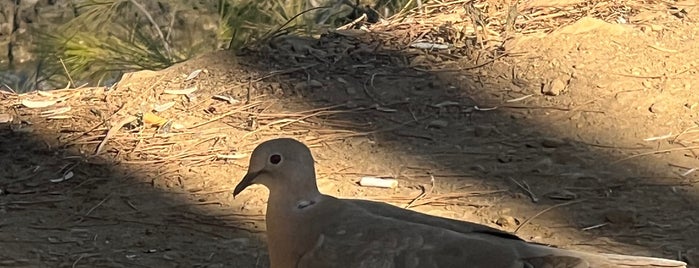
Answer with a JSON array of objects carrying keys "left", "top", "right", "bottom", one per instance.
[{"left": 2, "top": 1, "right": 699, "bottom": 267}]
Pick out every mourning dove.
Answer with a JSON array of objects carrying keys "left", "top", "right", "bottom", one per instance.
[{"left": 233, "top": 138, "right": 687, "bottom": 268}]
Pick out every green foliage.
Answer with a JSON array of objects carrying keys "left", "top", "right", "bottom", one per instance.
[{"left": 33, "top": 0, "right": 413, "bottom": 88}]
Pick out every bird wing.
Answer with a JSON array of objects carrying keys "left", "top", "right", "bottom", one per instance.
[
  {"left": 297, "top": 198, "right": 533, "bottom": 268},
  {"left": 297, "top": 197, "right": 686, "bottom": 268},
  {"left": 347, "top": 198, "right": 523, "bottom": 241}
]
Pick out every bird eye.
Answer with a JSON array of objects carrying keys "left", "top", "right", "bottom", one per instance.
[{"left": 269, "top": 154, "right": 282, "bottom": 165}]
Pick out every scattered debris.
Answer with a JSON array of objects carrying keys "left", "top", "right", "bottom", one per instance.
[
  {"left": 40, "top": 106, "right": 71, "bottom": 117},
  {"left": 164, "top": 86, "right": 198, "bottom": 95},
  {"left": 545, "top": 189, "right": 578, "bottom": 200},
  {"left": 643, "top": 132, "right": 673, "bottom": 141},
  {"left": 506, "top": 94, "right": 533, "bottom": 103},
  {"left": 410, "top": 42, "right": 451, "bottom": 50},
  {"left": 185, "top": 69, "right": 203, "bottom": 81},
  {"left": 509, "top": 177, "right": 539, "bottom": 203},
  {"left": 474, "top": 106, "right": 498, "bottom": 111},
  {"left": 430, "top": 101, "right": 461, "bottom": 108},
  {"left": 153, "top": 102, "right": 176, "bottom": 112},
  {"left": 49, "top": 171, "right": 74, "bottom": 183},
  {"left": 358, "top": 176, "right": 398, "bottom": 189},
  {"left": 212, "top": 95, "right": 241, "bottom": 105},
  {"left": 581, "top": 222, "right": 609, "bottom": 231},
  {"left": 21, "top": 99, "right": 57, "bottom": 108}
]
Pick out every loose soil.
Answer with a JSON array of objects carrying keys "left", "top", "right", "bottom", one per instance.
[{"left": 1, "top": 1, "right": 699, "bottom": 267}]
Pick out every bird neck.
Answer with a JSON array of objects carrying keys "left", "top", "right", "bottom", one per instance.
[
  {"left": 268, "top": 182, "right": 321, "bottom": 209},
  {"left": 265, "top": 182, "right": 323, "bottom": 268}
]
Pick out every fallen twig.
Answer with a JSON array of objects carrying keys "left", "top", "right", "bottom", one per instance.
[
  {"left": 94, "top": 115, "right": 137, "bottom": 156},
  {"left": 405, "top": 174, "right": 436, "bottom": 209},
  {"left": 514, "top": 199, "right": 585, "bottom": 234},
  {"left": 610, "top": 146, "right": 699, "bottom": 165},
  {"left": 509, "top": 177, "right": 539, "bottom": 203}
]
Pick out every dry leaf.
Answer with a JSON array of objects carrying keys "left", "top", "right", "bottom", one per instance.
[
  {"left": 410, "top": 42, "right": 450, "bottom": 50},
  {"left": 153, "top": 102, "right": 176, "bottom": 112},
  {"left": 36, "top": 91, "right": 55, "bottom": 97},
  {"left": 163, "top": 86, "right": 198, "bottom": 95},
  {"left": 41, "top": 106, "right": 72, "bottom": 117},
  {"left": 142, "top": 112, "right": 169, "bottom": 126},
  {"left": 212, "top": 95, "right": 241, "bottom": 105},
  {"left": 46, "top": 115, "right": 72, "bottom": 120},
  {"left": 185, "top": 69, "right": 202, "bottom": 81},
  {"left": 21, "top": 99, "right": 57, "bottom": 108},
  {"left": 50, "top": 171, "right": 74, "bottom": 183}
]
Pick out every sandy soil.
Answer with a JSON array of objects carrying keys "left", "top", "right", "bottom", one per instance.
[{"left": 1, "top": 1, "right": 698, "bottom": 267}]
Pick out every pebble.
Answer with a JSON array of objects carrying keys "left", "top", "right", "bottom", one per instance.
[
  {"left": 495, "top": 215, "right": 519, "bottom": 228},
  {"left": 474, "top": 125, "right": 494, "bottom": 137},
  {"left": 541, "top": 137, "right": 567, "bottom": 148},
  {"left": 604, "top": 208, "right": 638, "bottom": 225},
  {"left": 532, "top": 157, "right": 553, "bottom": 173},
  {"left": 542, "top": 77, "right": 567, "bottom": 96},
  {"left": 649, "top": 102, "right": 666, "bottom": 113},
  {"left": 497, "top": 153, "right": 514, "bottom": 163},
  {"left": 294, "top": 80, "right": 323, "bottom": 91},
  {"left": 427, "top": 119, "right": 449, "bottom": 129}
]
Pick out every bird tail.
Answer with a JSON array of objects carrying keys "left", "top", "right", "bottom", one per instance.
[
  {"left": 520, "top": 243, "right": 687, "bottom": 268},
  {"left": 592, "top": 252, "right": 686, "bottom": 267}
]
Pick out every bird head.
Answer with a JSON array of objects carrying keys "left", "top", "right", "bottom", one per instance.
[{"left": 233, "top": 138, "right": 318, "bottom": 197}]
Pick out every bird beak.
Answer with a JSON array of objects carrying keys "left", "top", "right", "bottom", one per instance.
[{"left": 233, "top": 170, "right": 261, "bottom": 197}]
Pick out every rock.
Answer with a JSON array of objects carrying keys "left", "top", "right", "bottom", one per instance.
[
  {"left": 294, "top": 80, "right": 323, "bottom": 91},
  {"left": 541, "top": 137, "right": 567, "bottom": 148},
  {"left": 497, "top": 153, "right": 514, "bottom": 163},
  {"left": 427, "top": 119, "right": 449, "bottom": 129},
  {"left": 542, "top": 77, "right": 568, "bottom": 96},
  {"left": 495, "top": 215, "right": 519, "bottom": 228},
  {"left": 649, "top": 102, "right": 667, "bottom": 113},
  {"left": 532, "top": 157, "right": 553, "bottom": 173},
  {"left": 474, "top": 125, "right": 494, "bottom": 137},
  {"left": 604, "top": 208, "right": 638, "bottom": 225}
]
